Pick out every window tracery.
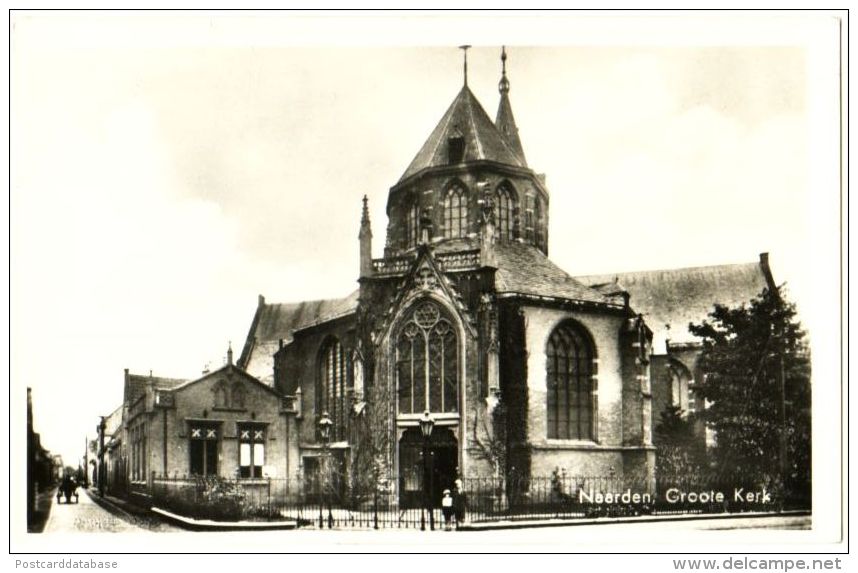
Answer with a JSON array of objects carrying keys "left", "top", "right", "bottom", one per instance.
[{"left": 395, "top": 300, "right": 458, "bottom": 415}]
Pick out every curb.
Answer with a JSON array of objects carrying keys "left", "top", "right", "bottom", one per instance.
[
  {"left": 150, "top": 506, "right": 298, "bottom": 531},
  {"left": 458, "top": 510, "right": 812, "bottom": 531}
]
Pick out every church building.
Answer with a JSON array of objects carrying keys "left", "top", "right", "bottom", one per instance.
[{"left": 239, "top": 48, "right": 658, "bottom": 502}]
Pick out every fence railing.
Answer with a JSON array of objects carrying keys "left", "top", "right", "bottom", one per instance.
[{"left": 145, "top": 472, "right": 808, "bottom": 528}]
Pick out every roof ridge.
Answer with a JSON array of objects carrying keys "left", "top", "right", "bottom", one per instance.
[
  {"left": 464, "top": 87, "right": 485, "bottom": 159},
  {"left": 577, "top": 260, "right": 760, "bottom": 280},
  {"left": 263, "top": 291, "right": 358, "bottom": 309}
]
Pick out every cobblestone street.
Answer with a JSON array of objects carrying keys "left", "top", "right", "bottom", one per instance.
[{"left": 43, "top": 488, "right": 181, "bottom": 533}]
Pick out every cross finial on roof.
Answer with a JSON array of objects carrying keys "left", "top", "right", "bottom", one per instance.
[{"left": 459, "top": 45, "right": 471, "bottom": 86}]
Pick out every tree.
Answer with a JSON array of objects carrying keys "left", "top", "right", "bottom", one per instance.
[
  {"left": 349, "top": 370, "right": 393, "bottom": 506},
  {"left": 654, "top": 405, "right": 707, "bottom": 477},
  {"left": 689, "top": 285, "right": 811, "bottom": 504}
]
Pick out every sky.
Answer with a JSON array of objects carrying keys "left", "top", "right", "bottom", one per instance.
[{"left": 10, "top": 12, "right": 841, "bottom": 470}]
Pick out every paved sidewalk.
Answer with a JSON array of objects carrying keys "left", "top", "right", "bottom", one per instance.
[{"left": 44, "top": 488, "right": 146, "bottom": 533}]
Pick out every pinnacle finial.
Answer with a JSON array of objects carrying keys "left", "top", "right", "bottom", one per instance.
[
  {"left": 499, "top": 45, "right": 510, "bottom": 95},
  {"left": 361, "top": 194, "right": 370, "bottom": 225},
  {"left": 459, "top": 45, "right": 471, "bottom": 86}
]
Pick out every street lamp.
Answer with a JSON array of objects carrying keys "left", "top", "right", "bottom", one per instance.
[
  {"left": 418, "top": 410, "right": 435, "bottom": 531},
  {"left": 317, "top": 412, "right": 333, "bottom": 529}
]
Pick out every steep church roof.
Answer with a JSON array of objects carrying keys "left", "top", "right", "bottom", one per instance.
[
  {"left": 576, "top": 255, "right": 775, "bottom": 350},
  {"left": 398, "top": 85, "right": 527, "bottom": 183},
  {"left": 237, "top": 290, "right": 360, "bottom": 383},
  {"left": 494, "top": 242, "right": 623, "bottom": 307}
]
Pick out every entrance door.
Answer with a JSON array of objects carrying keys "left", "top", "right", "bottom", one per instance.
[{"left": 398, "top": 427, "right": 458, "bottom": 508}]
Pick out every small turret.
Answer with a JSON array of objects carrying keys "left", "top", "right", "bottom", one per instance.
[
  {"left": 359, "top": 195, "right": 373, "bottom": 278},
  {"left": 495, "top": 46, "right": 527, "bottom": 165}
]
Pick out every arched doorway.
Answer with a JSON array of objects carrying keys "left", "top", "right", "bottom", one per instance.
[{"left": 398, "top": 427, "right": 458, "bottom": 508}]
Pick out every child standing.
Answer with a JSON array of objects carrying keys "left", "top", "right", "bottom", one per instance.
[{"left": 441, "top": 489, "right": 454, "bottom": 530}]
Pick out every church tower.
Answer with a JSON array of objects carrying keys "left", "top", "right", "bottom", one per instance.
[
  {"left": 381, "top": 47, "right": 549, "bottom": 260},
  {"left": 353, "top": 47, "right": 653, "bottom": 495}
]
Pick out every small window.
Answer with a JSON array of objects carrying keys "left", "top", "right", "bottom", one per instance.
[
  {"left": 238, "top": 424, "right": 265, "bottom": 478},
  {"left": 189, "top": 423, "right": 219, "bottom": 476},
  {"left": 535, "top": 197, "right": 546, "bottom": 251},
  {"left": 494, "top": 183, "right": 516, "bottom": 241},
  {"left": 448, "top": 136, "right": 465, "bottom": 164},
  {"left": 406, "top": 202, "right": 420, "bottom": 248},
  {"left": 524, "top": 194, "right": 535, "bottom": 243}
]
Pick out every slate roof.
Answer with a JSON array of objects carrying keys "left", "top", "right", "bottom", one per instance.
[
  {"left": 399, "top": 86, "right": 527, "bottom": 183},
  {"left": 493, "top": 242, "right": 623, "bottom": 306},
  {"left": 124, "top": 372, "right": 187, "bottom": 406},
  {"left": 576, "top": 257, "right": 774, "bottom": 351},
  {"left": 237, "top": 290, "right": 360, "bottom": 383},
  {"left": 167, "top": 363, "right": 283, "bottom": 398},
  {"left": 495, "top": 92, "right": 526, "bottom": 165},
  {"left": 103, "top": 405, "right": 124, "bottom": 440}
]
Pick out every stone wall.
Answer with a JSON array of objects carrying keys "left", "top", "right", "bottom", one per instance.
[{"left": 385, "top": 168, "right": 549, "bottom": 256}]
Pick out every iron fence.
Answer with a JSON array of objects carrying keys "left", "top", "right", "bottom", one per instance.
[
  {"left": 147, "top": 471, "right": 807, "bottom": 529},
  {"left": 460, "top": 473, "right": 791, "bottom": 523}
]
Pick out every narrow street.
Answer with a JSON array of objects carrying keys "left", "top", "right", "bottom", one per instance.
[{"left": 43, "top": 488, "right": 180, "bottom": 533}]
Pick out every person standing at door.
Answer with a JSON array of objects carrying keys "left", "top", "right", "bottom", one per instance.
[{"left": 452, "top": 479, "right": 467, "bottom": 529}]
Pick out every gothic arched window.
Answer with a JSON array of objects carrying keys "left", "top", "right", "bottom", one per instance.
[
  {"left": 395, "top": 300, "right": 458, "bottom": 415},
  {"left": 546, "top": 320, "right": 596, "bottom": 440},
  {"left": 443, "top": 183, "right": 468, "bottom": 239},
  {"left": 524, "top": 193, "right": 535, "bottom": 243},
  {"left": 406, "top": 201, "right": 420, "bottom": 248},
  {"left": 318, "top": 338, "right": 349, "bottom": 441},
  {"left": 494, "top": 183, "right": 516, "bottom": 241},
  {"left": 535, "top": 197, "right": 546, "bottom": 251},
  {"left": 213, "top": 384, "right": 228, "bottom": 408},
  {"left": 231, "top": 383, "right": 245, "bottom": 410},
  {"left": 668, "top": 361, "right": 691, "bottom": 414}
]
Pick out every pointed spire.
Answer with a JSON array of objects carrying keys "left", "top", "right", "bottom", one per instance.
[
  {"left": 359, "top": 195, "right": 373, "bottom": 278},
  {"left": 360, "top": 195, "right": 370, "bottom": 228},
  {"left": 459, "top": 45, "right": 471, "bottom": 86},
  {"left": 227, "top": 341, "right": 233, "bottom": 366},
  {"left": 499, "top": 46, "right": 510, "bottom": 94},
  {"left": 359, "top": 194, "right": 372, "bottom": 240},
  {"left": 495, "top": 46, "right": 527, "bottom": 165}
]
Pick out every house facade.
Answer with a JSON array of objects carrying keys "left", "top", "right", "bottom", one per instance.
[{"left": 98, "top": 351, "right": 297, "bottom": 500}]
